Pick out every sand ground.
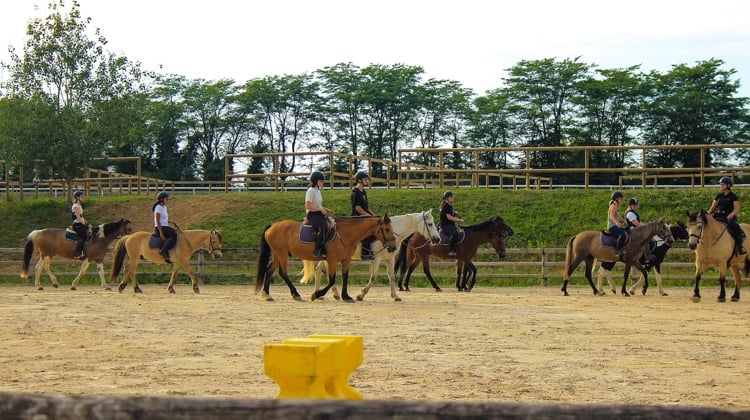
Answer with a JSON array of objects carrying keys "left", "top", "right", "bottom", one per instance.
[{"left": 1, "top": 283, "right": 748, "bottom": 409}]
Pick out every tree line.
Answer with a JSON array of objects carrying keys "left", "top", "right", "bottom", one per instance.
[{"left": 1, "top": 0, "right": 749, "bottom": 197}]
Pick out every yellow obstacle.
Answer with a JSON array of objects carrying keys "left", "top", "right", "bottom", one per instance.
[{"left": 263, "top": 334, "right": 363, "bottom": 399}]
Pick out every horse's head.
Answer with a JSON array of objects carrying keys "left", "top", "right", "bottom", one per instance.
[
  {"left": 490, "top": 233, "right": 507, "bottom": 259},
  {"left": 654, "top": 217, "right": 674, "bottom": 246},
  {"left": 491, "top": 215, "right": 514, "bottom": 239},
  {"left": 207, "top": 230, "right": 223, "bottom": 259},
  {"left": 376, "top": 213, "right": 397, "bottom": 252},
  {"left": 120, "top": 219, "right": 134, "bottom": 236},
  {"left": 670, "top": 221, "right": 689, "bottom": 242},
  {"left": 685, "top": 210, "right": 708, "bottom": 250},
  {"left": 420, "top": 209, "right": 441, "bottom": 244}
]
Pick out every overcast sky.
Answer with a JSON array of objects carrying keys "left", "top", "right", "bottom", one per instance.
[{"left": 1, "top": 0, "right": 749, "bottom": 97}]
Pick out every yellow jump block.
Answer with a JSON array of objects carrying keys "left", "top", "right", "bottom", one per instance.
[{"left": 263, "top": 334, "right": 363, "bottom": 400}]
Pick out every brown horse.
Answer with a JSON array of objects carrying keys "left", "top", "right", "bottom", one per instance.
[
  {"left": 110, "top": 229, "right": 223, "bottom": 294},
  {"left": 255, "top": 214, "right": 397, "bottom": 302},
  {"left": 21, "top": 218, "right": 134, "bottom": 291},
  {"left": 686, "top": 209, "right": 750, "bottom": 303},
  {"left": 561, "top": 218, "right": 672, "bottom": 296},
  {"left": 395, "top": 216, "right": 514, "bottom": 292}
]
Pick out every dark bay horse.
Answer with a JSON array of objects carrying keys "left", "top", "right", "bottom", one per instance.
[
  {"left": 395, "top": 216, "right": 514, "bottom": 292},
  {"left": 686, "top": 209, "right": 750, "bottom": 303},
  {"left": 562, "top": 218, "right": 673, "bottom": 296},
  {"left": 596, "top": 221, "right": 689, "bottom": 296},
  {"left": 299, "top": 210, "right": 441, "bottom": 302},
  {"left": 110, "top": 229, "right": 223, "bottom": 294},
  {"left": 256, "top": 215, "right": 397, "bottom": 302},
  {"left": 21, "top": 218, "right": 134, "bottom": 291}
]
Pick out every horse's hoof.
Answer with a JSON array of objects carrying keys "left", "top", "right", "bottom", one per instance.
[
  {"left": 70, "top": 286, "right": 77, "bottom": 291},
  {"left": 53, "top": 284, "right": 59, "bottom": 289},
  {"left": 398, "top": 287, "right": 405, "bottom": 291},
  {"left": 168, "top": 288, "right": 176, "bottom": 294},
  {"left": 562, "top": 291, "right": 569, "bottom": 296},
  {"left": 118, "top": 284, "right": 126, "bottom": 293},
  {"left": 692, "top": 296, "right": 701, "bottom": 303},
  {"left": 265, "top": 296, "right": 275, "bottom": 302},
  {"left": 193, "top": 286, "right": 200, "bottom": 294},
  {"left": 622, "top": 292, "right": 630, "bottom": 297},
  {"left": 394, "top": 297, "right": 402, "bottom": 302},
  {"left": 356, "top": 295, "right": 364, "bottom": 301},
  {"left": 293, "top": 295, "right": 303, "bottom": 302},
  {"left": 435, "top": 288, "right": 442, "bottom": 292},
  {"left": 731, "top": 296, "right": 740, "bottom": 302},
  {"left": 343, "top": 298, "right": 355, "bottom": 303},
  {"left": 641, "top": 289, "right": 648, "bottom": 296},
  {"left": 717, "top": 297, "right": 726, "bottom": 303},
  {"left": 37, "top": 287, "right": 44, "bottom": 291},
  {"left": 661, "top": 292, "right": 669, "bottom": 297},
  {"left": 104, "top": 287, "right": 112, "bottom": 292},
  {"left": 134, "top": 286, "right": 143, "bottom": 293}
]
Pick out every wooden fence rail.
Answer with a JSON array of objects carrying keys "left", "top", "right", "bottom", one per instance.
[{"left": 0, "top": 247, "right": 703, "bottom": 287}]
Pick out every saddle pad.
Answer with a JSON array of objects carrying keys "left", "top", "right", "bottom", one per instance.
[
  {"left": 149, "top": 235, "right": 165, "bottom": 249},
  {"left": 599, "top": 231, "right": 630, "bottom": 248},
  {"left": 65, "top": 228, "right": 77, "bottom": 241},
  {"left": 298, "top": 224, "right": 337, "bottom": 244},
  {"left": 438, "top": 228, "right": 465, "bottom": 246}
]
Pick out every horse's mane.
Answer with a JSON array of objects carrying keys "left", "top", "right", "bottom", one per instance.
[
  {"left": 464, "top": 216, "right": 503, "bottom": 231},
  {"left": 101, "top": 218, "right": 129, "bottom": 236}
]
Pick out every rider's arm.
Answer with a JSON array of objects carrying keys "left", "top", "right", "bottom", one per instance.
[
  {"left": 707, "top": 199, "right": 718, "bottom": 214},
  {"left": 608, "top": 204, "right": 622, "bottom": 226},
  {"left": 729, "top": 200, "right": 740, "bottom": 220}
]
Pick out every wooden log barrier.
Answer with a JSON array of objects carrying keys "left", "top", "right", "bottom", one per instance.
[{"left": 0, "top": 392, "right": 748, "bottom": 420}]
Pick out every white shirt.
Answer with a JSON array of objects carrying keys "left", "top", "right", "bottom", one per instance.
[
  {"left": 154, "top": 204, "right": 169, "bottom": 227},
  {"left": 305, "top": 187, "right": 323, "bottom": 213}
]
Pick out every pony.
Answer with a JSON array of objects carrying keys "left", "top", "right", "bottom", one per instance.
[
  {"left": 20, "top": 218, "right": 134, "bottom": 291},
  {"left": 255, "top": 215, "right": 397, "bottom": 302},
  {"left": 596, "top": 221, "right": 689, "bottom": 296},
  {"left": 685, "top": 209, "right": 750, "bottom": 302},
  {"left": 561, "top": 218, "right": 673, "bottom": 296},
  {"left": 110, "top": 229, "right": 223, "bottom": 294},
  {"left": 395, "top": 215, "right": 514, "bottom": 292},
  {"left": 299, "top": 210, "right": 441, "bottom": 302}
]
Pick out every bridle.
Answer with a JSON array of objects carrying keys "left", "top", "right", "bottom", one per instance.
[{"left": 207, "top": 230, "right": 222, "bottom": 253}]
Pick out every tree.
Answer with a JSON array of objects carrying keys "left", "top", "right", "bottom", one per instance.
[{"left": 0, "top": 0, "right": 144, "bottom": 199}]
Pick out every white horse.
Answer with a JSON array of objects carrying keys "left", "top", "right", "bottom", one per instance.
[{"left": 300, "top": 210, "right": 440, "bottom": 302}]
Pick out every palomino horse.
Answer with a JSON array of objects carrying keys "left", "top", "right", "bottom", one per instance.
[
  {"left": 256, "top": 214, "right": 397, "bottom": 302},
  {"left": 299, "top": 210, "right": 441, "bottom": 302},
  {"left": 20, "top": 218, "right": 134, "bottom": 291},
  {"left": 395, "top": 215, "right": 514, "bottom": 292},
  {"left": 596, "top": 222, "right": 688, "bottom": 296},
  {"left": 110, "top": 229, "right": 223, "bottom": 294},
  {"left": 686, "top": 209, "right": 750, "bottom": 303},
  {"left": 562, "top": 218, "right": 672, "bottom": 296}
]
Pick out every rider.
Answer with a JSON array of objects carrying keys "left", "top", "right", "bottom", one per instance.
[
  {"left": 153, "top": 191, "right": 177, "bottom": 262},
  {"left": 439, "top": 191, "right": 464, "bottom": 256},
  {"left": 625, "top": 197, "right": 656, "bottom": 261},
  {"left": 708, "top": 176, "right": 746, "bottom": 255},
  {"left": 607, "top": 191, "right": 627, "bottom": 256},
  {"left": 306, "top": 171, "right": 333, "bottom": 258},
  {"left": 351, "top": 171, "right": 376, "bottom": 260},
  {"left": 71, "top": 190, "right": 89, "bottom": 259}
]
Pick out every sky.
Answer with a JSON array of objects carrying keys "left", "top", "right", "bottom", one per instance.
[{"left": 1, "top": 0, "right": 749, "bottom": 98}]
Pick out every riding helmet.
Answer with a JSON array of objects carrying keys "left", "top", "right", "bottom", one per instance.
[
  {"left": 310, "top": 171, "right": 325, "bottom": 183},
  {"left": 157, "top": 191, "right": 170, "bottom": 200},
  {"left": 719, "top": 176, "right": 733, "bottom": 186},
  {"left": 355, "top": 171, "right": 369, "bottom": 182},
  {"left": 443, "top": 191, "right": 454, "bottom": 200},
  {"left": 73, "top": 190, "right": 84, "bottom": 199},
  {"left": 629, "top": 197, "right": 638, "bottom": 205},
  {"left": 611, "top": 191, "right": 624, "bottom": 200}
]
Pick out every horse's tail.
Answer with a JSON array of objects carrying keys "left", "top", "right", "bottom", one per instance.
[
  {"left": 109, "top": 236, "right": 128, "bottom": 283},
  {"left": 255, "top": 225, "right": 272, "bottom": 293},
  {"left": 563, "top": 235, "right": 576, "bottom": 279},
  {"left": 299, "top": 259, "right": 315, "bottom": 284},
  {"left": 394, "top": 233, "right": 413, "bottom": 274},
  {"left": 20, "top": 230, "right": 39, "bottom": 279}
]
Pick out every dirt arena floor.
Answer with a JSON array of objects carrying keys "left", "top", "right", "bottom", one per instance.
[{"left": 1, "top": 282, "right": 749, "bottom": 409}]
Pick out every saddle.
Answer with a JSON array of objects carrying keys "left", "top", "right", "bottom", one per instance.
[
  {"left": 65, "top": 225, "right": 95, "bottom": 242},
  {"left": 149, "top": 228, "right": 179, "bottom": 249},
  {"left": 600, "top": 230, "right": 630, "bottom": 249},
  {"left": 438, "top": 226, "right": 465, "bottom": 247},
  {"left": 299, "top": 215, "right": 337, "bottom": 244}
]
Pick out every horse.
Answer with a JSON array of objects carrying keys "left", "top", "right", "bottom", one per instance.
[
  {"left": 20, "top": 218, "right": 134, "bottom": 291},
  {"left": 596, "top": 221, "right": 689, "bottom": 296},
  {"left": 561, "top": 218, "right": 673, "bottom": 296},
  {"left": 255, "top": 214, "right": 397, "bottom": 302},
  {"left": 110, "top": 229, "right": 223, "bottom": 294},
  {"left": 685, "top": 209, "right": 750, "bottom": 303},
  {"left": 299, "top": 210, "right": 441, "bottom": 302},
  {"left": 395, "top": 215, "right": 514, "bottom": 292}
]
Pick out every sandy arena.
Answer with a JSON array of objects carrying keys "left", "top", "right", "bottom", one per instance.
[{"left": 1, "top": 283, "right": 749, "bottom": 409}]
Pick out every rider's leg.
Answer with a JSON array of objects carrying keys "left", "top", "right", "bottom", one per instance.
[{"left": 615, "top": 234, "right": 625, "bottom": 256}]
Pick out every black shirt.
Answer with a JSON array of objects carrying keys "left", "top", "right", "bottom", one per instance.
[
  {"left": 351, "top": 187, "right": 370, "bottom": 216},
  {"left": 714, "top": 191, "right": 739, "bottom": 216}
]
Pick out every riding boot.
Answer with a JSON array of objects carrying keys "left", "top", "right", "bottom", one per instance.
[
  {"left": 614, "top": 235, "right": 624, "bottom": 256},
  {"left": 448, "top": 237, "right": 457, "bottom": 257},
  {"left": 313, "top": 230, "right": 326, "bottom": 258},
  {"left": 736, "top": 239, "right": 746, "bottom": 255},
  {"left": 361, "top": 236, "right": 374, "bottom": 260},
  {"left": 74, "top": 239, "right": 85, "bottom": 259},
  {"left": 160, "top": 237, "right": 175, "bottom": 262}
]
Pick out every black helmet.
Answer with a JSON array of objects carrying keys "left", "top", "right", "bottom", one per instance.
[
  {"left": 310, "top": 171, "right": 325, "bottom": 183},
  {"left": 443, "top": 191, "right": 453, "bottom": 200},
  {"left": 157, "top": 191, "right": 170, "bottom": 200},
  {"left": 355, "top": 171, "right": 369, "bottom": 182},
  {"left": 611, "top": 191, "right": 624, "bottom": 200},
  {"left": 629, "top": 197, "right": 638, "bottom": 206},
  {"left": 719, "top": 176, "right": 733, "bottom": 186},
  {"left": 73, "top": 190, "right": 83, "bottom": 199}
]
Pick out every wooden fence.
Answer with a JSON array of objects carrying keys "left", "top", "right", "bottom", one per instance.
[{"left": 1, "top": 246, "right": 703, "bottom": 287}]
